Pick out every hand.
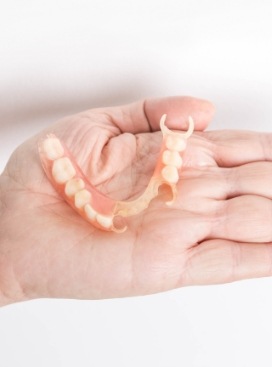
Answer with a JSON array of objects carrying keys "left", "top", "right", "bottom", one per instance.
[{"left": 1, "top": 96, "right": 272, "bottom": 306}]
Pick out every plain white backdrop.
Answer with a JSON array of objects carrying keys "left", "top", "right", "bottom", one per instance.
[{"left": 1, "top": 1, "right": 272, "bottom": 366}]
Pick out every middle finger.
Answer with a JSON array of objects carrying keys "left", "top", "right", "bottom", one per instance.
[{"left": 179, "top": 161, "right": 272, "bottom": 201}]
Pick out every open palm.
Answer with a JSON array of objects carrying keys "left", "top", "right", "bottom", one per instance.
[{"left": 1, "top": 96, "right": 272, "bottom": 304}]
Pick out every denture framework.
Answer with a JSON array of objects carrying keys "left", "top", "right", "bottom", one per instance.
[{"left": 39, "top": 114, "right": 194, "bottom": 233}]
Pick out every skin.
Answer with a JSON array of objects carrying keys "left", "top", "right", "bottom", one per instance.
[{"left": 1, "top": 95, "right": 272, "bottom": 307}]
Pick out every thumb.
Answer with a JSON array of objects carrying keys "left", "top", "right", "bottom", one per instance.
[{"left": 144, "top": 95, "right": 215, "bottom": 132}]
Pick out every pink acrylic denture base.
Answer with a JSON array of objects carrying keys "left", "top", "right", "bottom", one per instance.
[{"left": 38, "top": 114, "right": 194, "bottom": 233}]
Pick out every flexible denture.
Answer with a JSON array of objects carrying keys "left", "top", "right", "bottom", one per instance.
[{"left": 38, "top": 114, "right": 194, "bottom": 233}]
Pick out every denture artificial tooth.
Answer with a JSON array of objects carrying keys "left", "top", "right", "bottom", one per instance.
[
  {"left": 65, "top": 178, "right": 85, "bottom": 197},
  {"left": 84, "top": 204, "right": 97, "bottom": 220},
  {"left": 39, "top": 114, "right": 195, "bottom": 233},
  {"left": 42, "top": 137, "right": 64, "bottom": 160},
  {"left": 52, "top": 157, "right": 76, "bottom": 184},
  {"left": 96, "top": 214, "right": 113, "bottom": 229},
  {"left": 162, "top": 150, "right": 183, "bottom": 168},
  {"left": 165, "top": 135, "right": 187, "bottom": 152},
  {"left": 75, "top": 189, "right": 92, "bottom": 209},
  {"left": 161, "top": 165, "right": 179, "bottom": 184}
]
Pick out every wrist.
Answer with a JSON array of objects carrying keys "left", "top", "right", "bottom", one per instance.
[{"left": 0, "top": 173, "right": 27, "bottom": 307}]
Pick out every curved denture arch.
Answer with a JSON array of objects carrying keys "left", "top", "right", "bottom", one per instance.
[{"left": 38, "top": 114, "right": 194, "bottom": 233}]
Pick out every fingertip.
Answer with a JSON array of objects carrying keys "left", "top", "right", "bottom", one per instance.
[{"left": 144, "top": 96, "right": 215, "bottom": 132}]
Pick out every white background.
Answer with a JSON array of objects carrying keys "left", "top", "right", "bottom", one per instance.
[{"left": 1, "top": 1, "right": 272, "bottom": 366}]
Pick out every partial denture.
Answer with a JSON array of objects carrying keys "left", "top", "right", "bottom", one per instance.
[{"left": 38, "top": 114, "right": 194, "bottom": 233}]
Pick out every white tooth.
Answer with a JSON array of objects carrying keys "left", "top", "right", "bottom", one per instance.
[
  {"left": 52, "top": 157, "right": 76, "bottom": 184},
  {"left": 96, "top": 214, "right": 113, "bottom": 229},
  {"left": 75, "top": 190, "right": 91, "bottom": 209},
  {"left": 42, "top": 138, "right": 64, "bottom": 160},
  {"left": 161, "top": 165, "right": 179, "bottom": 184},
  {"left": 65, "top": 178, "right": 85, "bottom": 197},
  {"left": 162, "top": 150, "right": 183, "bottom": 168},
  {"left": 84, "top": 204, "right": 97, "bottom": 220},
  {"left": 165, "top": 135, "right": 187, "bottom": 152}
]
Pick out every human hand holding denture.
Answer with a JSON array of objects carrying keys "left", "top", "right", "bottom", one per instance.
[{"left": 1, "top": 96, "right": 272, "bottom": 306}]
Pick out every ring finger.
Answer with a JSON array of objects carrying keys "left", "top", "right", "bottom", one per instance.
[
  {"left": 210, "top": 194, "right": 272, "bottom": 243},
  {"left": 179, "top": 162, "right": 272, "bottom": 243}
]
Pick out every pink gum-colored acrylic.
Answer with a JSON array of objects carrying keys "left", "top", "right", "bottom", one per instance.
[{"left": 38, "top": 114, "right": 194, "bottom": 233}]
